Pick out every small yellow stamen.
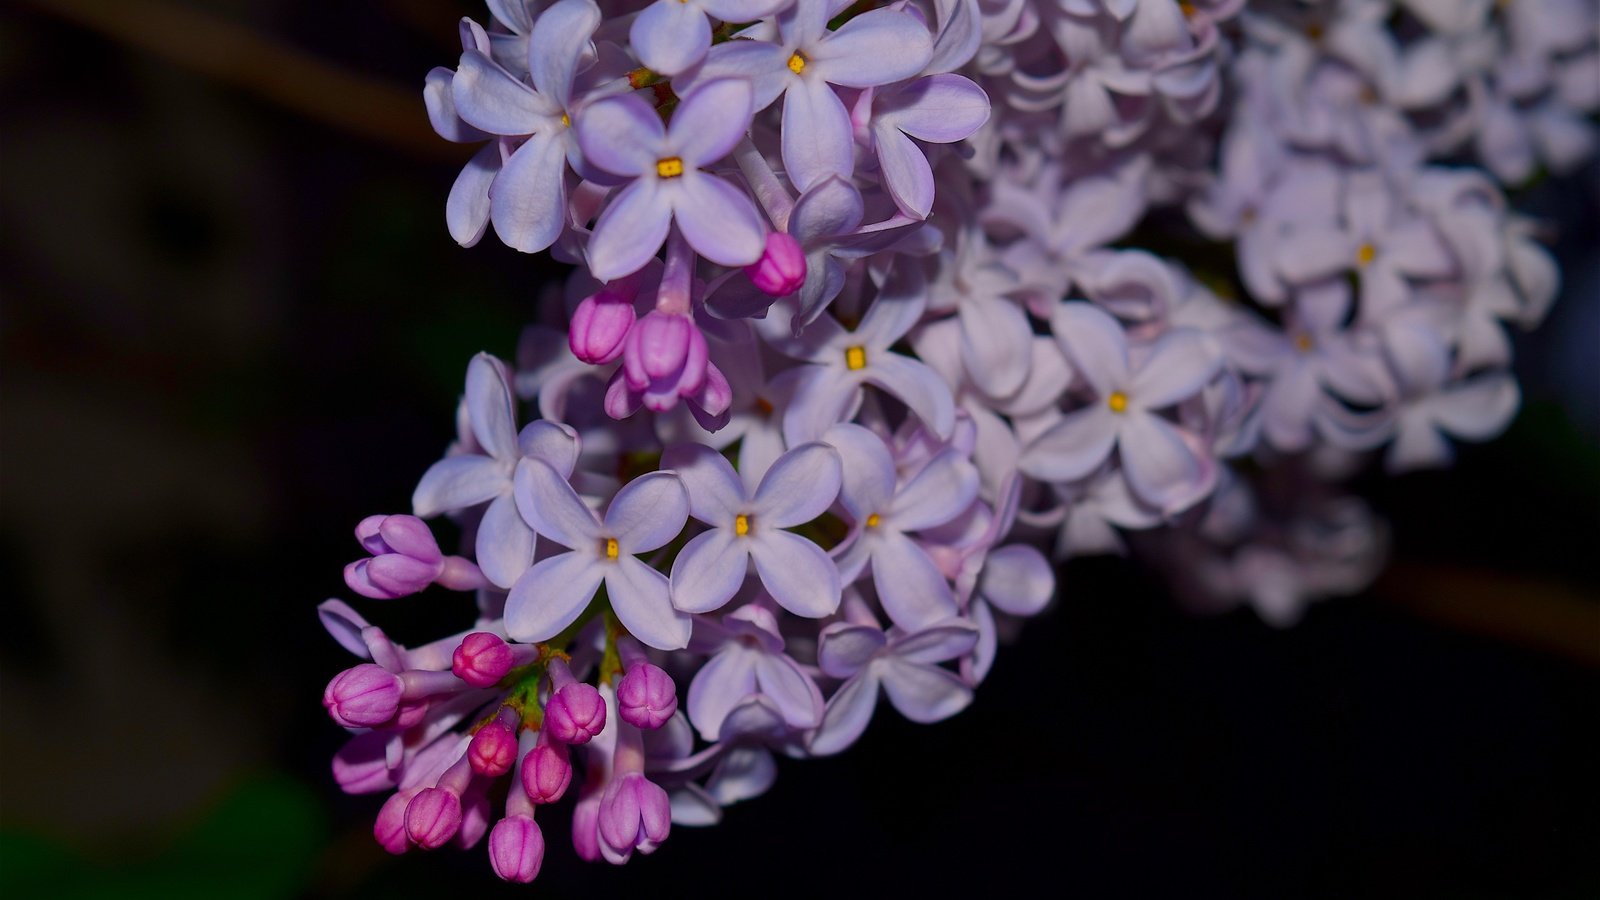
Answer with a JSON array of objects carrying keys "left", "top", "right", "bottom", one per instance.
[
  {"left": 734, "top": 514, "right": 751, "bottom": 537},
  {"left": 787, "top": 52, "right": 807, "bottom": 74},
  {"left": 1294, "top": 333, "right": 1314, "bottom": 354},
  {"left": 755, "top": 396, "right": 775, "bottom": 417},
  {"left": 656, "top": 156, "right": 684, "bottom": 179},
  {"left": 864, "top": 513, "right": 882, "bottom": 529},
  {"left": 1107, "top": 391, "right": 1129, "bottom": 413},
  {"left": 844, "top": 345, "right": 867, "bottom": 371},
  {"left": 1178, "top": 0, "right": 1196, "bottom": 16},
  {"left": 603, "top": 537, "right": 620, "bottom": 560},
  {"left": 560, "top": 112, "right": 571, "bottom": 127},
  {"left": 1356, "top": 242, "right": 1377, "bottom": 267}
]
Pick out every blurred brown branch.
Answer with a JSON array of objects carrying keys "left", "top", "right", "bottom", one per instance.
[
  {"left": 1377, "top": 563, "right": 1600, "bottom": 667},
  {"left": 20, "top": 0, "right": 459, "bottom": 160}
]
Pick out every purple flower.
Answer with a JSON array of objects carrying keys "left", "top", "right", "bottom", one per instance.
[
  {"left": 664, "top": 441, "right": 842, "bottom": 617},
  {"left": 629, "top": 0, "right": 790, "bottom": 76},
  {"left": 827, "top": 423, "right": 977, "bottom": 630},
  {"left": 576, "top": 79, "right": 766, "bottom": 280},
  {"left": 488, "top": 815, "right": 545, "bottom": 883},
  {"left": 685, "top": 604, "right": 825, "bottom": 741},
  {"left": 345, "top": 514, "right": 486, "bottom": 599},
  {"left": 862, "top": 74, "right": 990, "bottom": 219},
  {"left": 764, "top": 283, "right": 955, "bottom": 445},
  {"left": 450, "top": 0, "right": 604, "bottom": 252},
  {"left": 1020, "top": 303, "right": 1221, "bottom": 515},
  {"left": 809, "top": 613, "right": 978, "bottom": 756},
  {"left": 1382, "top": 315, "right": 1519, "bottom": 472},
  {"left": 411, "top": 354, "right": 580, "bottom": 589},
  {"left": 679, "top": 0, "right": 934, "bottom": 190},
  {"left": 506, "top": 461, "right": 692, "bottom": 650}
]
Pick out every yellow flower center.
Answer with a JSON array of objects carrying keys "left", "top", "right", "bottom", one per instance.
[
  {"left": 1107, "top": 391, "right": 1129, "bottom": 413},
  {"left": 787, "top": 52, "right": 807, "bottom": 74},
  {"left": 865, "top": 513, "right": 881, "bottom": 529},
  {"left": 603, "top": 537, "right": 620, "bottom": 560},
  {"left": 656, "top": 156, "right": 684, "bottom": 179},
  {"left": 734, "top": 514, "right": 751, "bottom": 537},
  {"left": 1294, "top": 333, "right": 1314, "bottom": 354},
  {"left": 845, "top": 345, "right": 867, "bottom": 371},
  {"left": 560, "top": 112, "right": 571, "bottom": 127},
  {"left": 1356, "top": 242, "right": 1377, "bottom": 267}
]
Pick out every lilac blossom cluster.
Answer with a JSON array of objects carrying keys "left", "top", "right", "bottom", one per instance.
[{"left": 320, "top": 0, "right": 1588, "bottom": 882}]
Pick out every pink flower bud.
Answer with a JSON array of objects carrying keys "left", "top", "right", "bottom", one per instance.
[
  {"left": 468, "top": 722, "right": 518, "bottom": 777},
  {"left": 452, "top": 632, "right": 513, "bottom": 688},
  {"left": 746, "top": 231, "right": 806, "bottom": 296},
  {"left": 374, "top": 789, "right": 418, "bottom": 855},
  {"left": 489, "top": 815, "right": 545, "bottom": 883},
  {"left": 405, "top": 786, "right": 464, "bottom": 849},
  {"left": 571, "top": 792, "right": 602, "bottom": 862},
  {"left": 616, "top": 662, "right": 678, "bottom": 730},
  {"left": 346, "top": 515, "right": 447, "bottom": 599},
  {"left": 598, "top": 772, "right": 671, "bottom": 859},
  {"left": 624, "top": 311, "right": 695, "bottom": 387},
  {"left": 544, "top": 682, "right": 607, "bottom": 744},
  {"left": 520, "top": 741, "right": 572, "bottom": 804},
  {"left": 569, "top": 291, "right": 636, "bottom": 365},
  {"left": 323, "top": 664, "right": 402, "bottom": 728}
]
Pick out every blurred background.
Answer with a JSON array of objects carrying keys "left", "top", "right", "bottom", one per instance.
[{"left": 1, "top": 1, "right": 1596, "bottom": 897}]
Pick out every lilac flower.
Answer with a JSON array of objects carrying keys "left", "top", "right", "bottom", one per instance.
[
  {"left": 861, "top": 74, "right": 991, "bottom": 219},
  {"left": 1382, "top": 315, "right": 1519, "bottom": 472},
  {"left": 679, "top": 0, "right": 934, "bottom": 190},
  {"left": 506, "top": 460, "right": 691, "bottom": 650},
  {"left": 809, "top": 612, "right": 978, "bottom": 756},
  {"left": 344, "top": 514, "right": 486, "bottom": 600},
  {"left": 1020, "top": 303, "right": 1221, "bottom": 515},
  {"left": 665, "top": 442, "right": 842, "bottom": 616},
  {"left": 576, "top": 79, "right": 766, "bottom": 280},
  {"left": 450, "top": 0, "right": 604, "bottom": 252},
  {"left": 764, "top": 283, "right": 955, "bottom": 445},
  {"left": 686, "top": 604, "right": 825, "bottom": 741},
  {"left": 827, "top": 423, "right": 977, "bottom": 630}
]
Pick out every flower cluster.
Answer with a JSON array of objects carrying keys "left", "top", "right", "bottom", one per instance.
[{"left": 322, "top": 0, "right": 1588, "bottom": 882}]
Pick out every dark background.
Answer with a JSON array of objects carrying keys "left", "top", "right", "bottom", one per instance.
[{"left": 2, "top": 2, "right": 1597, "bottom": 897}]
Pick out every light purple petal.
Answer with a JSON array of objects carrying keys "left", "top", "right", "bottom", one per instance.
[
  {"left": 807, "top": 671, "right": 879, "bottom": 756},
  {"left": 782, "top": 365, "right": 861, "bottom": 447},
  {"left": 1431, "top": 375, "right": 1519, "bottom": 440},
  {"left": 880, "top": 74, "right": 989, "bottom": 141},
  {"left": 978, "top": 544, "right": 1053, "bottom": 616},
  {"left": 425, "top": 67, "right": 488, "bottom": 143},
  {"left": 680, "top": 39, "right": 792, "bottom": 110},
  {"left": 575, "top": 94, "right": 663, "bottom": 178},
  {"left": 817, "top": 622, "right": 887, "bottom": 677},
  {"left": 890, "top": 449, "right": 978, "bottom": 532},
  {"left": 871, "top": 529, "right": 958, "bottom": 630},
  {"left": 453, "top": 50, "right": 557, "bottom": 135},
  {"left": 467, "top": 353, "right": 519, "bottom": 460},
  {"left": 514, "top": 457, "right": 600, "bottom": 549},
  {"left": 810, "top": 8, "right": 934, "bottom": 88},
  {"left": 752, "top": 442, "right": 842, "bottom": 527},
  {"left": 873, "top": 124, "right": 936, "bottom": 219},
  {"left": 662, "top": 443, "right": 746, "bottom": 523},
  {"left": 707, "top": 746, "right": 777, "bottom": 805},
  {"left": 490, "top": 130, "right": 567, "bottom": 253},
  {"left": 687, "top": 646, "right": 758, "bottom": 740},
  {"left": 752, "top": 652, "right": 823, "bottom": 728},
  {"left": 668, "top": 78, "right": 754, "bottom": 167},
  {"left": 631, "top": 0, "right": 712, "bottom": 76},
  {"left": 865, "top": 353, "right": 956, "bottom": 439},
  {"left": 605, "top": 471, "right": 689, "bottom": 553},
  {"left": 446, "top": 142, "right": 498, "bottom": 247},
  {"left": 789, "top": 175, "right": 864, "bottom": 245},
  {"left": 504, "top": 551, "right": 605, "bottom": 642},
  {"left": 413, "top": 454, "right": 505, "bottom": 518},
  {"left": 750, "top": 529, "right": 841, "bottom": 618},
  {"left": 879, "top": 658, "right": 972, "bottom": 723},
  {"left": 588, "top": 180, "right": 672, "bottom": 281},
  {"left": 958, "top": 297, "right": 1032, "bottom": 398},
  {"left": 781, "top": 77, "right": 855, "bottom": 191},
  {"left": 1050, "top": 302, "right": 1130, "bottom": 396},
  {"left": 1118, "top": 412, "right": 1212, "bottom": 514},
  {"left": 1017, "top": 405, "right": 1118, "bottom": 483},
  {"left": 529, "top": 0, "right": 599, "bottom": 102},
  {"left": 890, "top": 620, "right": 978, "bottom": 664},
  {"left": 476, "top": 492, "right": 535, "bottom": 589},
  {"left": 607, "top": 556, "right": 691, "bottom": 650},
  {"left": 1130, "top": 329, "right": 1220, "bottom": 410},
  {"left": 517, "top": 420, "right": 580, "bottom": 476},
  {"left": 673, "top": 173, "right": 766, "bottom": 267},
  {"left": 669, "top": 529, "right": 749, "bottom": 614},
  {"left": 825, "top": 422, "right": 897, "bottom": 520}
]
